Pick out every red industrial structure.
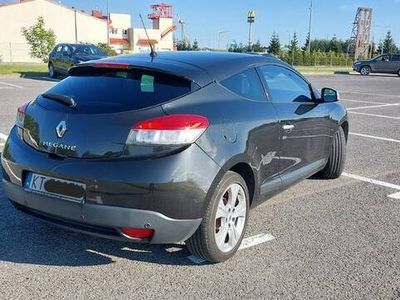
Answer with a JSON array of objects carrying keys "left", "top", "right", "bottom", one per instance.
[{"left": 148, "top": 3, "right": 173, "bottom": 19}]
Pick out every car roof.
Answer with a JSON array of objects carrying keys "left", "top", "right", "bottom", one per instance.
[{"left": 74, "top": 51, "right": 286, "bottom": 87}]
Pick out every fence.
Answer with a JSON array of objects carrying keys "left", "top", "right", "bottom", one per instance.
[{"left": 0, "top": 42, "right": 41, "bottom": 63}]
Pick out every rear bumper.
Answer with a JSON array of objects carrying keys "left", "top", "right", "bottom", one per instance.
[
  {"left": 1, "top": 127, "right": 221, "bottom": 243},
  {"left": 3, "top": 179, "right": 202, "bottom": 243}
]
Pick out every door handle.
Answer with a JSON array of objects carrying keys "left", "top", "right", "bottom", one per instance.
[{"left": 282, "top": 124, "right": 295, "bottom": 131}]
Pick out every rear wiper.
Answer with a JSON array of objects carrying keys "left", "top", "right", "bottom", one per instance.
[{"left": 42, "top": 93, "right": 77, "bottom": 108}]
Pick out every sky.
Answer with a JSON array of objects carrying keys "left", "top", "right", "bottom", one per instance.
[{"left": 3, "top": 0, "right": 400, "bottom": 48}]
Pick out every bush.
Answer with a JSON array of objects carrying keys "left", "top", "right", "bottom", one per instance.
[{"left": 97, "top": 43, "right": 117, "bottom": 56}]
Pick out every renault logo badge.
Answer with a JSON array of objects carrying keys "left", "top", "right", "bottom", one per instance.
[{"left": 56, "top": 121, "right": 67, "bottom": 138}]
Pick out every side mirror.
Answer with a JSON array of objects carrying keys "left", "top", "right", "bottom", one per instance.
[{"left": 321, "top": 88, "right": 339, "bottom": 103}]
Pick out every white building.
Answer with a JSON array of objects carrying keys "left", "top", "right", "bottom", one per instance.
[
  {"left": 0, "top": 0, "right": 108, "bottom": 62},
  {"left": 0, "top": 0, "right": 176, "bottom": 63}
]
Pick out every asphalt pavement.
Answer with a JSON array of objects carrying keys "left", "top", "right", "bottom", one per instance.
[{"left": 0, "top": 73, "right": 399, "bottom": 299}]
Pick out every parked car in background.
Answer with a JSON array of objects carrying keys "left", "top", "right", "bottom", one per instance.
[
  {"left": 48, "top": 43, "right": 107, "bottom": 78},
  {"left": 353, "top": 53, "right": 400, "bottom": 76},
  {"left": 2, "top": 52, "right": 348, "bottom": 263}
]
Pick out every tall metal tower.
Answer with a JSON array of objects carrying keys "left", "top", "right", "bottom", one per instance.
[{"left": 350, "top": 7, "right": 373, "bottom": 60}]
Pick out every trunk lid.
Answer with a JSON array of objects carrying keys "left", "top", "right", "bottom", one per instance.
[{"left": 21, "top": 67, "right": 194, "bottom": 159}]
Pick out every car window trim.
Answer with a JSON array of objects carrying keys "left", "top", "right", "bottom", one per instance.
[{"left": 257, "top": 63, "right": 317, "bottom": 104}]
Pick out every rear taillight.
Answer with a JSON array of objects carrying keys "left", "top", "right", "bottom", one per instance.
[
  {"left": 16, "top": 103, "right": 29, "bottom": 128},
  {"left": 120, "top": 227, "right": 154, "bottom": 239},
  {"left": 126, "top": 114, "right": 209, "bottom": 145}
]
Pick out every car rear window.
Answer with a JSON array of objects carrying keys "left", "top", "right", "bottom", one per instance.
[{"left": 39, "top": 68, "right": 193, "bottom": 113}]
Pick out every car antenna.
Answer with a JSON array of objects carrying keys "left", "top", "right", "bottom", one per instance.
[{"left": 139, "top": 14, "right": 157, "bottom": 60}]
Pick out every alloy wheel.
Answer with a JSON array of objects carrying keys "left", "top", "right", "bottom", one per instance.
[{"left": 214, "top": 183, "right": 247, "bottom": 253}]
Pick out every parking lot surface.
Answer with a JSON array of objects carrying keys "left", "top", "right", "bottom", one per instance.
[{"left": 1, "top": 74, "right": 400, "bottom": 299}]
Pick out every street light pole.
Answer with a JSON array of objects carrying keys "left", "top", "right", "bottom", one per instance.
[
  {"left": 106, "top": 0, "right": 110, "bottom": 45},
  {"left": 247, "top": 10, "right": 255, "bottom": 51},
  {"left": 217, "top": 30, "right": 229, "bottom": 50},
  {"left": 307, "top": 0, "right": 313, "bottom": 52}
]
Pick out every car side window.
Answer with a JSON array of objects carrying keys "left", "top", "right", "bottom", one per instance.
[
  {"left": 62, "top": 45, "right": 71, "bottom": 55},
  {"left": 55, "top": 45, "right": 62, "bottom": 53},
  {"left": 258, "top": 65, "right": 313, "bottom": 103},
  {"left": 391, "top": 55, "right": 400, "bottom": 61},
  {"left": 220, "top": 68, "right": 266, "bottom": 101}
]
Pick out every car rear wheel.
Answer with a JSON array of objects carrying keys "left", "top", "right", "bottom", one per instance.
[
  {"left": 360, "top": 66, "right": 371, "bottom": 76},
  {"left": 48, "top": 63, "right": 57, "bottom": 78},
  {"left": 319, "top": 126, "right": 346, "bottom": 179},
  {"left": 397, "top": 69, "right": 400, "bottom": 77},
  {"left": 186, "top": 171, "right": 249, "bottom": 263}
]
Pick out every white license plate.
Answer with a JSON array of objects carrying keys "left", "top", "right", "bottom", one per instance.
[{"left": 24, "top": 172, "right": 86, "bottom": 202}]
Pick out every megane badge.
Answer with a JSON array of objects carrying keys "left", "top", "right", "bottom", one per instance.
[{"left": 56, "top": 121, "right": 67, "bottom": 138}]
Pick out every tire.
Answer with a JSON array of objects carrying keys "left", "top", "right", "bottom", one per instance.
[
  {"left": 320, "top": 127, "right": 346, "bottom": 179},
  {"left": 397, "top": 69, "right": 400, "bottom": 77},
  {"left": 48, "top": 63, "right": 57, "bottom": 78},
  {"left": 360, "top": 66, "right": 371, "bottom": 76},
  {"left": 186, "top": 171, "right": 250, "bottom": 263}
]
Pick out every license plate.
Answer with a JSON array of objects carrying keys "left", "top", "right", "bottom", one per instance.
[{"left": 24, "top": 172, "right": 86, "bottom": 203}]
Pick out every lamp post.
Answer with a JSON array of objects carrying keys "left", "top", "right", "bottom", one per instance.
[
  {"left": 247, "top": 10, "right": 255, "bottom": 51},
  {"left": 106, "top": 0, "right": 110, "bottom": 45},
  {"left": 307, "top": 0, "right": 313, "bottom": 52},
  {"left": 217, "top": 30, "right": 229, "bottom": 50}
]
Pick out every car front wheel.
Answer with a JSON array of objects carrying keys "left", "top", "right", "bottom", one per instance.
[
  {"left": 360, "top": 66, "right": 371, "bottom": 76},
  {"left": 186, "top": 171, "right": 250, "bottom": 263},
  {"left": 319, "top": 126, "right": 346, "bottom": 179}
]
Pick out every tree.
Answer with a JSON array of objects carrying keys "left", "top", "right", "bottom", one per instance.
[
  {"left": 383, "top": 31, "right": 398, "bottom": 53},
  {"left": 21, "top": 16, "right": 56, "bottom": 62},
  {"left": 251, "top": 40, "right": 265, "bottom": 52},
  {"left": 289, "top": 32, "right": 299, "bottom": 53},
  {"left": 192, "top": 39, "right": 200, "bottom": 51},
  {"left": 303, "top": 33, "right": 311, "bottom": 51},
  {"left": 176, "top": 40, "right": 192, "bottom": 51},
  {"left": 268, "top": 32, "right": 281, "bottom": 55},
  {"left": 329, "top": 36, "right": 342, "bottom": 53},
  {"left": 97, "top": 43, "right": 117, "bottom": 56},
  {"left": 228, "top": 41, "right": 246, "bottom": 53}
]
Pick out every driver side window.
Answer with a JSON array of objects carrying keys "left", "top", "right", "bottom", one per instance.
[{"left": 258, "top": 65, "right": 313, "bottom": 103}]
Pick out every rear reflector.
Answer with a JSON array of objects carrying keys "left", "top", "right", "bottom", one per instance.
[
  {"left": 121, "top": 227, "right": 154, "bottom": 239},
  {"left": 126, "top": 114, "right": 209, "bottom": 145}
]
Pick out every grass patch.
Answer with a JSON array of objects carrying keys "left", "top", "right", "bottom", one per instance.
[{"left": 0, "top": 63, "right": 48, "bottom": 76}]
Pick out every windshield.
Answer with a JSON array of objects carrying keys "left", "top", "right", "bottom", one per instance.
[{"left": 72, "top": 45, "right": 105, "bottom": 56}]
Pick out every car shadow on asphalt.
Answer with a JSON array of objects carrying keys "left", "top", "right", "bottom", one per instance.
[
  {"left": 0, "top": 188, "right": 202, "bottom": 267},
  {"left": 19, "top": 72, "right": 61, "bottom": 82}
]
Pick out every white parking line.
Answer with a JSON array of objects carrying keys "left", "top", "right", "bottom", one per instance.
[
  {"left": 341, "top": 91, "right": 400, "bottom": 98},
  {"left": 346, "top": 103, "right": 400, "bottom": 111},
  {"left": 0, "top": 86, "right": 13, "bottom": 90},
  {"left": 0, "top": 81, "right": 23, "bottom": 89},
  {"left": 343, "top": 172, "right": 400, "bottom": 191},
  {"left": 188, "top": 232, "right": 276, "bottom": 264},
  {"left": 349, "top": 132, "right": 400, "bottom": 143},
  {"left": 0, "top": 133, "right": 8, "bottom": 141},
  {"left": 388, "top": 192, "right": 400, "bottom": 200},
  {"left": 341, "top": 99, "right": 388, "bottom": 105},
  {"left": 348, "top": 111, "right": 400, "bottom": 120},
  {"left": 239, "top": 233, "right": 276, "bottom": 250}
]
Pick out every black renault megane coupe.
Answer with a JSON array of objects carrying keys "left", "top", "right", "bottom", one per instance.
[{"left": 1, "top": 52, "right": 348, "bottom": 262}]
